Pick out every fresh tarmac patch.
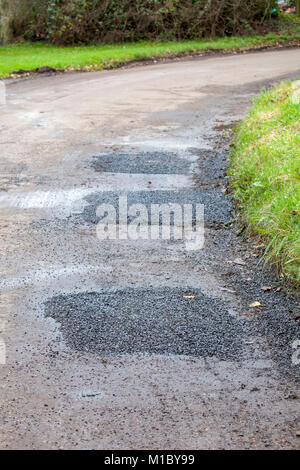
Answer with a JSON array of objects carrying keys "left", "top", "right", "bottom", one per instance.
[
  {"left": 76, "top": 189, "right": 232, "bottom": 226},
  {"left": 91, "top": 151, "right": 196, "bottom": 175},
  {"left": 44, "top": 287, "right": 246, "bottom": 360}
]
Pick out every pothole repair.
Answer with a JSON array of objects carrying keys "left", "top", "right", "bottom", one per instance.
[
  {"left": 91, "top": 151, "right": 195, "bottom": 175},
  {"left": 77, "top": 189, "right": 233, "bottom": 226},
  {"left": 44, "top": 287, "right": 246, "bottom": 360}
]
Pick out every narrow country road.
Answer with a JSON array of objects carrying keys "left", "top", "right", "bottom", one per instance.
[{"left": 0, "top": 49, "right": 299, "bottom": 449}]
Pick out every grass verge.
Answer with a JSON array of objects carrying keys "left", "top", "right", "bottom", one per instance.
[
  {"left": 0, "top": 14, "right": 300, "bottom": 78},
  {"left": 229, "top": 80, "right": 300, "bottom": 285}
]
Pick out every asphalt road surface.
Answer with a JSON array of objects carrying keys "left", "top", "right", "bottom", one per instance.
[{"left": 0, "top": 49, "right": 299, "bottom": 449}]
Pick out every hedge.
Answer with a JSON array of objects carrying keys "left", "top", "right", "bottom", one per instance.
[{"left": 5, "top": 0, "right": 276, "bottom": 45}]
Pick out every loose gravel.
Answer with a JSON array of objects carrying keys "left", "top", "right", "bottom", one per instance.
[
  {"left": 91, "top": 151, "right": 195, "bottom": 175},
  {"left": 44, "top": 287, "right": 246, "bottom": 360},
  {"left": 78, "top": 189, "right": 233, "bottom": 226}
]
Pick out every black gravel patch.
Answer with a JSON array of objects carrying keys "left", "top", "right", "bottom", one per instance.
[
  {"left": 253, "top": 310, "right": 300, "bottom": 377},
  {"left": 218, "top": 261, "right": 300, "bottom": 377},
  {"left": 192, "top": 149, "right": 228, "bottom": 184},
  {"left": 91, "top": 152, "right": 194, "bottom": 174},
  {"left": 78, "top": 189, "right": 232, "bottom": 226},
  {"left": 44, "top": 287, "right": 246, "bottom": 360}
]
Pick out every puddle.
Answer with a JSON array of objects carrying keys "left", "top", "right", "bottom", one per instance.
[
  {"left": 0, "top": 188, "right": 92, "bottom": 211},
  {"left": 44, "top": 287, "right": 246, "bottom": 360}
]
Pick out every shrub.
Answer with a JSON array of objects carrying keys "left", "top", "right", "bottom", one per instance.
[
  {"left": 12, "top": 0, "right": 276, "bottom": 45},
  {"left": 0, "top": 0, "right": 34, "bottom": 43}
]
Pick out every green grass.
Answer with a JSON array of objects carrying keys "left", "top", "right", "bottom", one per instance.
[
  {"left": 0, "top": 14, "right": 300, "bottom": 78},
  {"left": 229, "top": 80, "right": 300, "bottom": 285}
]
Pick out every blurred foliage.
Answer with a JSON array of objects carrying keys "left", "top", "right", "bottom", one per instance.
[{"left": 4, "top": 0, "right": 276, "bottom": 45}]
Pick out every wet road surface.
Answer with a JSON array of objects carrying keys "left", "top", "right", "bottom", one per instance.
[{"left": 0, "top": 49, "right": 299, "bottom": 449}]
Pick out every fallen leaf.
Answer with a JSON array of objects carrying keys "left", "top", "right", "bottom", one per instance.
[
  {"left": 261, "top": 286, "right": 272, "bottom": 291},
  {"left": 249, "top": 301, "right": 261, "bottom": 308}
]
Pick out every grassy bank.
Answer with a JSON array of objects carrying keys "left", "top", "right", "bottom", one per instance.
[
  {"left": 229, "top": 80, "right": 300, "bottom": 285},
  {"left": 0, "top": 14, "right": 300, "bottom": 78}
]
